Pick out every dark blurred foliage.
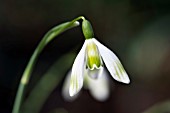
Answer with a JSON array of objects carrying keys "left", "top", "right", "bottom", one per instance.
[{"left": 0, "top": 0, "right": 170, "bottom": 113}]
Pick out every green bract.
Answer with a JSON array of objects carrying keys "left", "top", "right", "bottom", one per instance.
[{"left": 82, "top": 19, "right": 94, "bottom": 39}]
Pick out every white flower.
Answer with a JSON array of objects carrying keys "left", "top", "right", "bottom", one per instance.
[
  {"left": 69, "top": 38, "right": 130, "bottom": 97},
  {"left": 84, "top": 69, "right": 110, "bottom": 101},
  {"left": 62, "top": 69, "right": 110, "bottom": 102}
]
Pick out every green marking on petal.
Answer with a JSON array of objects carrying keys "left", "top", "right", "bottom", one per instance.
[
  {"left": 86, "top": 40, "right": 102, "bottom": 69},
  {"left": 116, "top": 61, "right": 124, "bottom": 75},
  {"left": 70, "top": 75, "right": 78, "bottom": 96},
  {"left": 75, "top": 75, "right": 79, "bottom": 92},
  {"left": 113, "top": 64, "right": 121, "bottom": 79}
]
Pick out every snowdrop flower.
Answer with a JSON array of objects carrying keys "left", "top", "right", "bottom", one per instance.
[
  {"left": 84, "top": 69, "right": 110, "bottom": 101},
  {"left": 69, "top": 19, "right": 130, "bottom": 97},
  {"left": 62, "top": 69, "right": 110, "bottom": 102}
]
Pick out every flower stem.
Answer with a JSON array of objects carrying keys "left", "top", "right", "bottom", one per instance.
[
  {"left": 12, "top": 16, "right": 84, "bottom": 113},
  {"left": 21, "top": 53, "right": 76, "bottom": 113}
]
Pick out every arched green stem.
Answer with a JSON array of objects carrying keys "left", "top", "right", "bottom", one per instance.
[{"left": 12, "top": 16, "right": 85, "bottom": 113}]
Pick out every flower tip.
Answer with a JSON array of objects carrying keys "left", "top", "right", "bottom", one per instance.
[
  {"left": 120, "top": 74, "right": 130, "bottom": 84},
  {"left": 69, "top": 89, "right": 74, "bottom": 97},
  {"left": 116, "top": 77, "right": 130, "bottom": 84},
  {"left": 123, "top": 78, "right": 130, "bottom": 84},
  {"left": 69, "top": 89, "right": 78, "bottom": 97},
  {"left": 69, "top": 92, "right": 74, "bottom": 97},
  {"left": 69, "top": 84, "right": 81, "bottom": 97},
  {"left": 113, "top": 72, "right": 130, "bottom": 84}
]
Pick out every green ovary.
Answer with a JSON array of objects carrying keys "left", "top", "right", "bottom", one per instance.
[{"left": 86, "top": 41, "right": 101, "bottom": 69}]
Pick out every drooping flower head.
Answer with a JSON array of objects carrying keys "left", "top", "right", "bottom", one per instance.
[
  {"left": 69, "top": 18, "right": 130, "bottom": 96},
  {"left": 62, "top": 69, "right": 110, "bottom": 102}
]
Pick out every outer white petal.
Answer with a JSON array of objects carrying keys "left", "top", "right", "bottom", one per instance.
[
  {"left": 62, "top": 71, "right": 79, "bottom": 101},
  {"left": 86, "top": 69, "right": 109, "bottom": 101},
  {"left": 93, "top": 38, "right": 130, "bottom": 84},
  {"left": 69, "top": 40, "right": 87, "bottom": 96}
]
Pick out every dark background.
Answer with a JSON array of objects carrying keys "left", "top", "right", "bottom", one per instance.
[{"left": 1, "top": 0, "right": 170, "bottom": 113}]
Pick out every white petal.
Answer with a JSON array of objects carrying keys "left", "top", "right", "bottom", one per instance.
[
  {"left": 69, "top": 40, "right": 87, "bottom": 96},
  {"left": 62, "top": 71, "right": 80, "bottom": 101},
  {"left": 86, "top": 66, "right": 103, "bottom": 79},
  {"left": 93, "top": 38, "right": 130, "bottom": 84},
  {"left": 86, "top": 69, "right": 109, "bottom": 101}
]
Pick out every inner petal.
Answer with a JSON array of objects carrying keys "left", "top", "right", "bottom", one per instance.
[
  {"left": 86, "top": 66, "right": 103, "bottom": 79},
  {"left": 86, "top": 39, "right": 102, "bottom": 70}
]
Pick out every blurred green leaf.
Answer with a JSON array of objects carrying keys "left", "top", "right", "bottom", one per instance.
[
  {"left": 48, "top": 108, "right": 68, "bottom": 113},
  {"left": 21, "top": 53, "right": 76, "bottom": 113},
  {"left": 142, "top": 100, "right": 170, "bottom": 113}
]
